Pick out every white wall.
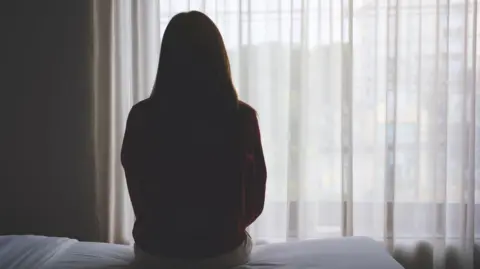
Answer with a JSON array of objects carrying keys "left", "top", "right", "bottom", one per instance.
[{"left": 0, "top": 1, "right": 98, "bottom": 241}]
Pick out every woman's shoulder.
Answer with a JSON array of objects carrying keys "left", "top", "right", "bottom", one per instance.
[
  {"left": 238, "top": 100, "right": 257, "bottom": 117},
  {"left": 127, "top": 99, "right": 151, "bottom": 127},
  {"left": 132, "top": 98, "right": 151, "bottom": 111},
  {"left": 237, "top": 101, "right": 259, "bottom": 134}
]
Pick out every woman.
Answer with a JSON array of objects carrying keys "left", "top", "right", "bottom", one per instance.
[{"left": 121, "top": 11, "right": 267, "bottom": 268}]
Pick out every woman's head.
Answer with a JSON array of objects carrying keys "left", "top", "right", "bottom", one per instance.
[{"left": 151, "top": 11, "right": 238, "bottom": 113}]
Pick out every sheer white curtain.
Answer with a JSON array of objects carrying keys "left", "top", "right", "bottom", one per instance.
[{"left": 93, "top": 0, "right": 479, "bottom": 268}]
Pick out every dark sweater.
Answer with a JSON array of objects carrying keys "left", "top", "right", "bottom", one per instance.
[{"left": 121, "top": 99, "right": 267, "bottom": 259}]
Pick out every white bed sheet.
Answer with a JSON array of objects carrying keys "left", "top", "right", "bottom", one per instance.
[{"left": 0, "top": 235, "right": 404, "bottom": 269}]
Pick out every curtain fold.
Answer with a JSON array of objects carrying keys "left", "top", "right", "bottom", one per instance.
[{"left": 92, "top": 0, "right": 479, "bottom": 268}]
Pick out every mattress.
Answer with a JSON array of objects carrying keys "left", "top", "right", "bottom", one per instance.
[{"left": 0, "top": 235, "right": 404, "bottom": 269}]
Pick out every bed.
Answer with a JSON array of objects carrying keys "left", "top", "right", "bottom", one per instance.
[{"left": 0, "top": 235, "right": 404, "bottom": 269}]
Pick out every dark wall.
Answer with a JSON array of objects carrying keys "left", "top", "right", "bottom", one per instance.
[{"left": 0, "top": 1, "right": 98, "bottom": 241}]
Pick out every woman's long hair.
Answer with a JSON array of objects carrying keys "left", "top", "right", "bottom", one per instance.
[
  {"left": 148, "top": 11, "right": 244, "bottom": 176},
  {"left": 150, "top": 11, "right": 238, "bottom": 117},
  {"left": 146, "top": 12, "right": 246, "bottom": 219}
]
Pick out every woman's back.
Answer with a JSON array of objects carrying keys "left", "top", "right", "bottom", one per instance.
[
  {"left": 121, "top": 98, "right": 263, "bottom": 259},
  {"left": 122, "top": 11, "right": 266, "bottom": 262}
]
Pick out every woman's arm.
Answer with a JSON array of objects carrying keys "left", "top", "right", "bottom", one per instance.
[
  {"left": 244, "top": 110, "right": 267, "bottom": 227},
  {"left": 121, "top": 103, "right": 147, "bottom": 216}
]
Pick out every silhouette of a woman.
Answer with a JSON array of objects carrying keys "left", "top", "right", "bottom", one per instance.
[{"left": 121, "top": 11, "right": 266, "bottom": 268}]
